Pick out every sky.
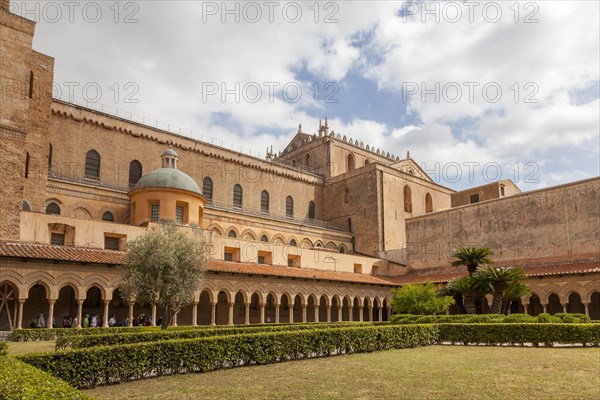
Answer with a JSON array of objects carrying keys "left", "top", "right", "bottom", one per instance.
[{"left": 12, "top": 0, "right": 600, "bottom": 191}]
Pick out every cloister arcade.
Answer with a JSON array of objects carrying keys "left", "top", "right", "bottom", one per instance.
[{"left": 0, "top": 272, "right": 393, "bottom": 330}]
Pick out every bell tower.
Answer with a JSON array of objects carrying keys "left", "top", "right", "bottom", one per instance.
[{"left": 0, "top": 0, "right": 55, "bottom": 239}]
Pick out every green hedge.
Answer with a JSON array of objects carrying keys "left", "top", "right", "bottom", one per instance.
[
  {"left": 392, "top": 313, "right": 591, "bottom": 324},
  {"left": 0, "top": 342, "right": 7, "bottom": 356},
  {"left": 20, "top": 324, "right": 436, "bottom": 389},
  {"left": 0, "top": 356, "right": 90, "bottom": 399},
  {"left": 437, "top": 323, "right": 600, "bottom": 346},
  {"left": 55, "top": 322, "right": 379, "bottom": 350}
]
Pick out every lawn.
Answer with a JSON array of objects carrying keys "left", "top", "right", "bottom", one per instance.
[
  {"left": 5, "top": 341, "right": 55, "bottom": 356},
  {"left": 87, "top": 346, "right": 600, "bottom": 400}
]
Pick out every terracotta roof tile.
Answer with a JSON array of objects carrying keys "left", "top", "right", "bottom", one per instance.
[
  {"left": 0, "top": 241, "right": 395, "bottom": 286},
  {"left": 388, "top": 260, "right": 600, "bottom": 284},
  {"left": 208, "top": 260, "right": 396, "bottom": 286}
]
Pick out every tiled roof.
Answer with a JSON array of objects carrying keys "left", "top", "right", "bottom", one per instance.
[
  {"left": 208, "top": 260, "right": 396, "bottom": 286},
  {"left": 0, "top": 241, "right": 395, "bottom": 286},
  {"left": 388, "top": 260, "right": 600, "bottom": 285},
  {"left": 0, "top": 241, "right": 124, "bottom": 265}
]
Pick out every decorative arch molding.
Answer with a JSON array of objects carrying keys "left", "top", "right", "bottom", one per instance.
[
  {"left": 280, "top": 292, "right": 293, "bottom": 305},
  {"left": 249, "top": 291, "right": 265, "bottom": 304},
  {"left": 197, "top": 288, "right": 215, "bottom": 303},
  {"left": 225, "top": 226, "right": 241, "bottom": 238},
  {"left": 22, "top": 271, "right": 55, "bottom": 299},
  {"left": 560, "top": 283, "right": 586, "bottom": 300},
  {"left": 581, "top": 282, "right": 600, "bottom": 303},
  {"left": 318, "top": 294, "right": 330, "bottom": 307},
  {"left": 541, "top": 284, "right": 564, "bottom": 303},
  {"left": 307, "top": 293, "right": 319, "bottom": 305},
  {"left": 67, "top": 202, "right": 94, "bottom": 220},
  {"left": 83, "top": 275, "right": 112, "bottom": 300},
  {"left": 257, "top": 232, "right": 270, "bottom": 242},
  {"left": 325, "top": 241, "right": 337, "bottom": 250},
  {"left": 271, "top": 234, "right": 286, "bottom": 245},
  {"left": 206, "top": 223, "right": 225, "bottom": 236},
  {"left": 240, "top": 229, "right": 257, "bottom": 241},
  {"left": 300, "top": 238, "right": 313, "bottom": 248}
]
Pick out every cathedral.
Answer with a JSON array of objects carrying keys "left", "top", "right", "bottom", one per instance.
[{"left": 1, "top": 1, "right": 598, "bottom": 330}]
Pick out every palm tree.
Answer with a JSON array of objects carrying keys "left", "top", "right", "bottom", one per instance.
[
  {"left": 446, "top": 276, "right": 490, "bottom": 315},
  {"left": 437, "top": 284, "right": 467, "bottom": 314},
  {"left": 475, "top": 267, "right": 526, "bottom": 314},
  {"left": 500, "top": 282, "right": 531, "bottom": 315},
  {"left": 451, "top": 247, "right": 494, "bottom": 276}
]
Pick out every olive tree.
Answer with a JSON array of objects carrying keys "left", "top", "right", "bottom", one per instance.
[{"left": 120, "top": 223, "right": 209, "bottom": 329}]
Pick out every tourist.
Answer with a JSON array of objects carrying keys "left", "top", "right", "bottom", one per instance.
[
  {"left": 62, "top": 316, "right": 71, "bottom": 328},
  {"left": 35, "top": 313, "right": 45, "bottom": 328},
  {"left": 91, "top": 315, "right": 97, "bottom": 328},
  {"left": 83, "top": 314, "right": 89, "bottom": 328},
  {"left": 266, "top": 317, "right": 271, "bottom": 323},
  {"left": 108, "top": 314, "right": 116, "bottom": 327}
]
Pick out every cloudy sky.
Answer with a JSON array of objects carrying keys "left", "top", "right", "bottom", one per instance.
[{"left": 14, "top": 0, "right": 599, "bottom": 190}]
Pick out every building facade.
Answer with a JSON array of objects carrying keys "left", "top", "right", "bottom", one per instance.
[{"left": 0, "top": 1, "right": 598, "bottom": 330}]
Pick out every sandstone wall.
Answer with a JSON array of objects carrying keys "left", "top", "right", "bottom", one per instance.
[{"left": 406, "top": 177, "right": 600, "bottom": 271}]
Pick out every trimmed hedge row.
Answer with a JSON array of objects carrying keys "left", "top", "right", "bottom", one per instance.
[
  {"left": 0, "top": 342, "right": 7, "bottom": 356},
  {"left": 8, "top": 322, "right": 304, "bottom": 342},
  {"left": 20, "top": 325, "right": 437, "bottom": 389},
  {"left": 0, "top": 356, "right": 90, "bottom": 400},
  {"left": 392, "top": 313, "right": 592, "bottom": 324},
  {"left": 56, "top": 322, "right": 377, "bottom": 350},
  {"left": 437, "top": 323, "right": 600, "bottom": 346}
]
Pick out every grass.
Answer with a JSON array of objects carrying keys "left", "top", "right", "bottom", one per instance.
[
  {"left": 5, "top": 341, "right": 55, "bottom": 356},
  {"left": 86, "top": 346, "right": 600, "bottom": 400}
]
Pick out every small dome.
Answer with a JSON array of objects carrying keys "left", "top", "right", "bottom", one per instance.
[
  {"left": 134, "top": 168, "right": 202, "bottom": 195},
  {"left": 163, "top": 148, "right": 178, "bottom": 157}
]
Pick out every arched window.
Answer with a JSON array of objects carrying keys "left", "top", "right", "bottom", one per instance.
[
  {"left": 364, "top": 159, "right": 370, "bottom": 166},
  {"left": 260, "top": 235, "right": 268, "bottom": 242},
  {"left": 339, "top": 245, "right": 347, "bottom": 254},
  {"left": 290, "top": 239, "right": 297, "bottom": 246},
  {"left": 261, "top": 190, "right": 269, "bottom": 213},
  {"left": 308, "top": 201, "right": 316, "bottom": 220},
  {"left": 203, "top": 177, "right": 213, "bottom": 203},
  {"left": 292, "top": 160, "right": 297, "bottom": 167},
  {"left": 25, "top": 152, "right": 30, "bottom": 178},
  {"left": 48, "top": 144, "right": 53, "bottom": 175},
  {"left": 304, "top": 153, "right": 311, "bottom": 167},
  {"left": 45, "top": 202, "right": 60, "bottom": 215},
  {"left": 102, "top": 211, "right": 114, "bottom": 222},
  {"left": 84, "top": 150, "right": 101, "bottom": 180},
  {"left": 22, "top": 201, "right": 31, "bottom": 212},
  {"left": 286, "top": 196, "right": 294, "bottom": 218},
  {"left": 228, "top": 230, "right": 237, "bottom": 238},
  {"left": 403, "top": 185, "right": 412, "bottom": 213},
  {"left": 425, "top": 193, "right": 433, "bottom": 213},
  {"left": 128, "top": 160, "right": 142, "bottom": 188},
  {"left": 233, "top": 184, "right": 243, "bottom": 208},
  {"left": 347, "top": 153, "right": 355, "bottom": 172}
]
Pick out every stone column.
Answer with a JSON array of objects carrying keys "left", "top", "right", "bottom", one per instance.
[
  {"left": 275, "top": 304, "right": 280, "bottom": 324},
  {"left": 337, "top": 305, "right": 343, "bottom": 321},
  {"left": 244, "top": 302, "right": 250, "bottom": 325},
  {"left": 228, "top": 302, "right": 234, "bottom": 325},
  {"left": 103, "top": 300, "right": 110, "bottom": 328},
  {"left": 128, "top": 302, "right": 134, "bottom": 327},
  {"left": 521, "top": 298, "right": 530, "bottom": 316},
  {"left": 76, "top": 299, "right": 84, "bottom": 328},
  {"left": 368, "top": 305, "right": 373, "bottom": 322},
  {"left": 47, "top": 299, "right": 56, "bottom": 329},
  {"left": 542, "top": 303, "right": 548, "bottom": 314},
  {"left": 151, "top": 304, "right": 157, "bottom": 327},
  {"left": 259, "top": 303, "right": 265, "bottom": 324},
  {"left": 301, "top": 304, "right": 307, "bottom": 323},
  {"left": 583, "top": 302, "right": 590, "bottom": 317},
  {"left": 326, "top": 305, "right": 332, "bottom": 323},
  {"left": 289, "top": 306, "right": 294, "bottom": 323},
  {"left": 192, "top": 302, "right": 198, "bottom": 326},
  {"left": 348, "top": 306, "right": 353, "bottom": 322},
  {"left": 562, "top": 303, "right": 567, "bottom": 313},
  {"left": 313, "top": 305, "right": 319, "bottom": 323},
  {"left": 17, "top": 299, "right": 25, "bottom": 329},
  {"left": 387, "top": 306, "right": 392, "bottom": 321},
  {"left": 210, "top": 302, "right": 217, "bottom": 325},
  {"left": 358, "top": 305, "right": 364, "bottom": 322},
  {"left": 378, "top": 307, "right": 383, "bottom": 322},
  {"left": 172, "top": 312, "right": 178, "bottom": 327}
]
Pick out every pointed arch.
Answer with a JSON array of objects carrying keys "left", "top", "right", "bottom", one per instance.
[
  {"left": 425, "top": 192, "right": 433, "bottom": 213},
  {"left": 128, "top": 160, "right": 142, "bottom": 188},
  {"left": 203, "top": 177, "right": 213, "bottom": 203},
  {"left": 84, "top": 149, "right": 101, "bottom": 180},
  {"left": 347, "top": 153, "right": 355, "bottom": 172},
  {"left": 403, "top": 185, "right": 412, "bottom": 213}
]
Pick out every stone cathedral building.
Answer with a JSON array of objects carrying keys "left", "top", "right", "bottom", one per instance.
[{"left": 0, "top": 1, "right": 598, "bottom": 330}]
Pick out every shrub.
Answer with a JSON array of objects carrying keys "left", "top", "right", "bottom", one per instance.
[
  {"left": 391, "top": 313, "right": 593, "bottom": 325},
  {"left": 0, "top": 342, "right": 7, "bottom": 356},
  {"left": 55, "top": 322, "right": 377, "bottom": 350},
  {"left": 537, "top": 313, "right": 561, "bottom": 323},
  {"left": 0, "top": 356, "right": 90, "bottom": 399},
  {"left": 437, "top": 323, "right": 600, "bottom": 347},
  {"left": 21, "top": 325, "right": 437, "bottom": 389},
  {"left": 554, "top": 313, "right": 590, "bottom": 323}
]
